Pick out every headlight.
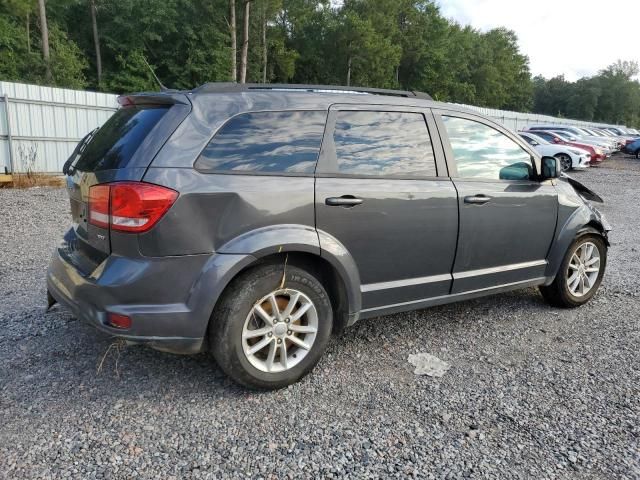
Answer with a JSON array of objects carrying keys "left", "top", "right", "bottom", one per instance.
[{"left": 595, "top": 148, "right": 603, "bottom": 155}]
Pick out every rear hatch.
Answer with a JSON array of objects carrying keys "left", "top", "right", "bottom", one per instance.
[{"left": 64, "top": 93, "right": 191, "bottom": 267}]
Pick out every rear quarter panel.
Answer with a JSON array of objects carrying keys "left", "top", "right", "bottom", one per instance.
[{"left": 140, "top": 168, "right": 316, "bottom": 256}]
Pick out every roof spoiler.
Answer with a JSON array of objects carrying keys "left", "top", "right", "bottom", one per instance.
[{"left": 117, "top": 92, "right": 190, "bottom": 107}]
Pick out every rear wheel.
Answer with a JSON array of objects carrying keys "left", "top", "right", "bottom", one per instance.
[
  {"left": 540, "top": 234, "right": 606, "bottom": 308},
  {"left": 555, "top": 153, "right": 573, "bottom": 172},
  {"left": 209, "top": 264, "right": 333, "bottom": 389}
]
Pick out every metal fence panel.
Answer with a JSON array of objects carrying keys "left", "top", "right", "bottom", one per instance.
[
  {"left": 454, "top": 104, "right": 623, "bottom": 131},
  {"left": 0, "top": 81, "right": 118, "bottom": 174},
  {"left": 0, "top": 80, "right": 628, "bottom": 174}
]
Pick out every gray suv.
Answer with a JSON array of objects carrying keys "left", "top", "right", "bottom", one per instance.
[{"left": 48, "top": 84, "right": 610, "bottom": 389}]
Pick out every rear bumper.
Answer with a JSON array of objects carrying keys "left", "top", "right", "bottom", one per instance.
[{"left": 47, "top": 238, "right": 253, "bottom": 354}]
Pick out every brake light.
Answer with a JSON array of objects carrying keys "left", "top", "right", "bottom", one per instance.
[{"left": 88, "top": 182, "right": 178, "bottom": 233}]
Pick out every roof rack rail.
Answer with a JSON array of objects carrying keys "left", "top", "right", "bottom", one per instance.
[{"left": 193, "top": 82, "right": 432, "bottom": 100}]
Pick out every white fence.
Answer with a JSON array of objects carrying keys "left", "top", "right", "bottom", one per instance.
[
  {"left": 0, "top": 81, "right": 626, "bottom": 174},
  {"left": 455, "top": 104, "right": 621, "bottom": 132},
  {"left": 0, "top": 81, "right": 117, "bottom": 174}
]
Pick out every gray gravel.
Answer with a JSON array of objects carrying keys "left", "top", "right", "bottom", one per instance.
[{"left": 1, "top": 157, "right": 639, "bottom": 479}]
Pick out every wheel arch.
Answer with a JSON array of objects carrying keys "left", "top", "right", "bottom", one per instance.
[
  {"left": 197, "top": 225, "right": 362, "bottom": 342},
  {"left": 226, "top": 251, "right": 356, "bottom": 334}
]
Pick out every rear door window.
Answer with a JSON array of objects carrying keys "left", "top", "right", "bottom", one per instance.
[
  {"left": 74, "top": 106, "right": 169, "bottom": 171},
  {"left": 332, "top": 111, "right": 437, "bottom": 177},
  {"left": 196, "top": 111, "right": 327, "bottom": 174}
]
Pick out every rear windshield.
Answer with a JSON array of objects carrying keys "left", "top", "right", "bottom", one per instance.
[{"left": 73, "top": 106, "right": 169, "bottom": 171}]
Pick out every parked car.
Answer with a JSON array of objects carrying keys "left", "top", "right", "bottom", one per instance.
[
  {"left": 47, "top": 84, "right": 611, "bottom": 389},
  {"left": 528, "top": 130, "right": 606, "bottom": 164},
  {"left": 526, "top": 125, "right": 618, "bottom": 151},
  {"left": 518, "top": 132, "right": 590, "bottom": 171},
  {"left": 548, "top": 130, "right": 614, "bottom": 155},
  {"left": 580, "top": 128, "right": 628, "bottom": 149},
  {"left": 623, "top": 138, "right": 640, "bottom": 158},
  {"left": 604, "top": 126, "right": 639, "bottom": 138}
]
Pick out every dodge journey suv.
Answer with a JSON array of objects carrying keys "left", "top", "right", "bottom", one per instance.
[{"left": 48, "top": 83, "right": 610, "bottom": 389}]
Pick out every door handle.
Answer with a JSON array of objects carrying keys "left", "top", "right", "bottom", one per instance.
[
  {"left": 464, "top": 194, "right": 491, "bottom": 205},
  {"left": 325, "top": 196, "right": 364, "bottom": 207}
]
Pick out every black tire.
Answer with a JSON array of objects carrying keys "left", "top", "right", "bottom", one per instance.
[
  {"left": 555, "top": 153, "right": 573, "bottom": 172},
  {"left": 540, "top": 234, "right": 607, "bottom": 308},
  {"left": 635, "top": 149, "right": 639, "bottom": 159},
  {"left": 209, "top": 263, "right": 333, "bottom": 389}
]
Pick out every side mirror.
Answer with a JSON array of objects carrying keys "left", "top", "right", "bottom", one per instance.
[
  {"left": 541, "top": 156, "right": 561, "bottom": 179},
  {"left": 499, "top": 162, "right": 532, "bottom": 180}
]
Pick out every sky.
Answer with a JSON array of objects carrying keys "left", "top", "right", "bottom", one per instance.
[{"left": 436, "top": 0, "right": 640, "bottom": 81}]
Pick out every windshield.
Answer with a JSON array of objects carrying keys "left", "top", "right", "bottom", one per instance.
[
  {"left": 526, "top": 133, "right": 549, "bottom": 145},
  {"left": 553, "top": 131, "right": 577, "bottom": 141}
]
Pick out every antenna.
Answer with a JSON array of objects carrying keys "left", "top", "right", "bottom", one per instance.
[{"left": 141, "top": 56, "right": 168, "bottom": 91}]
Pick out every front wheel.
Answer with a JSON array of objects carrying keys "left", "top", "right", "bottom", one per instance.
[
  {"left": 540, "top": 234, "right": 607, "bottom": 308},
  {"left": 555, "top": 153, "right": 573, "bottom": 172},
  {"left": 209, "top": 264, "right": 333, "bottom": 389}
]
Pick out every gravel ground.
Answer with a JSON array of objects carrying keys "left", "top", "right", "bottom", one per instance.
[{"left": 1, "top": 157, "right": 639, "bottom": 479}]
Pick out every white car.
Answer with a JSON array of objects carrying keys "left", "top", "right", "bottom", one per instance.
[{"left": 518, "top": 132, "right": 591, "bottom": 171}]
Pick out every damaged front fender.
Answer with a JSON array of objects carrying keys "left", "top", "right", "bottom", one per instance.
[{"left": 560, "top": 173, "right": 604, "bottom": 203}]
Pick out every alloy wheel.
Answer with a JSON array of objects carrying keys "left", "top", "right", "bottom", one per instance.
[
  {"left": 242, "top": 289, "right": 319, "bottom": 373},
  {"left": 566, "top": 241, "right": 601, "bottom": 297}
]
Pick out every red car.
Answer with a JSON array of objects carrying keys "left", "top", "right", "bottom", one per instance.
[{"left": 530, "top": 130, "right": 606, "bottom": 164}]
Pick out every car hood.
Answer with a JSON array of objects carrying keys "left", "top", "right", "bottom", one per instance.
[{"left": 560, "top": 174, "right": 604, "bottom": 203}]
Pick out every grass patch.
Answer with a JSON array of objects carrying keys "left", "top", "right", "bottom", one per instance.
[{"left": 1, "top": 173, "right": 66, "bottom": 189}]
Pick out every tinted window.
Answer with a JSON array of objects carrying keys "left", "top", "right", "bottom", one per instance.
[
  {"left": 535, "top": 132, "right": 555, "bottom": 142},
  {"left": 74, "top": 106, "right": 169, "bottom": 171},
  {"left": 333, "top": 111, "right": 436, "bottom": 176},
  {"left": 196, "top": 111, "right": 326, "bottom": 174},
  {"left": 443, "top": 116, "right": 532, "bottom": 180}
]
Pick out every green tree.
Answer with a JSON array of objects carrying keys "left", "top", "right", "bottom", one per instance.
[
  {"left": 4, "top": 0, "right": 639, "bottom": 128},
  {"left": 532, "top": 60, "right": 640, "bottom": 126},
  {"left": 0, "top": 0, "right": 87, "bottom": 88}
]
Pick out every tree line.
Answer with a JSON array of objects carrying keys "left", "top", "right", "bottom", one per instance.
[
  {"left": 533, "top": 60, "right": 640, "bottom": 128},
  {"left": 1, "top": 0, "right": 638, "bottom": 127}
]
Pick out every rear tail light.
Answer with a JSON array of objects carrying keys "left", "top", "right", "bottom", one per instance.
[
  {"left": 88, "top": 185, "right": 110, "bottom": 229},
  {"left": 88, "top": 182, "right": 178, "bottom": 233}
]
